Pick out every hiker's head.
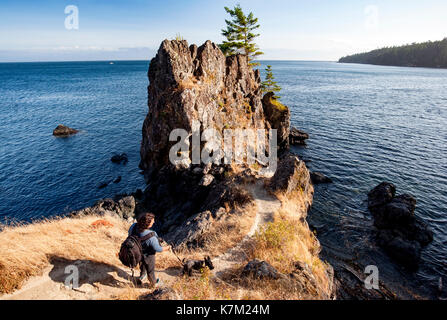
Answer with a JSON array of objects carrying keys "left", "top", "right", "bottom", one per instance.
[{"left": 137, "top": 212, "right": 155, "bottom": 232}]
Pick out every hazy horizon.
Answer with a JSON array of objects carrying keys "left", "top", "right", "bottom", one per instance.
[{"left": 1, "top": 0, "right": 446, "bottom": 62}]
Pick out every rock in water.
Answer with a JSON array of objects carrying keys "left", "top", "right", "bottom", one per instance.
[
  {"left": 367, "top": 182, "right": 433, "bottom": 269},
  {"left": 367, "top": 182, "right": 396, "bottom": 209},
  {"left": 111, "top": 153, "right": 128, "bottom": 165},
  {"left": 310, "top": 171, "right": 332, "bottom": 184},
  {"left": 289, "top": 127, "right": 309, "bottom": 146},
  {"left": 53, "top": 124, "right": 78, "bottom": 137}
]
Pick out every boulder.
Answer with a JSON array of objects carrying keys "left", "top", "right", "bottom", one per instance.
[
  {"left": 262, "top": 92, "right": 290, "bottom": 151},
  {"left": 53, "top": 124, "right": 78, "bottom": 137},
  {"left": 268, "top": 153, "right": 311, "bottom": 195},
  {"left": 310, "top": 172, "right": 332, "bottom": 184},
  {"left": 373, "top": 194, "right": 416, "bottom": 229},
  {"left": 111, "top": 153, "right": 128, "bottom": 165},
  {"left": 368, "top": 182, "right": 433, "bottom": 269},
  {"left": 367, "top": 182, "right": 396, "bottom": 209},
  {"left": 241, "top": 259, "right": 280, "bottom": 280},
  {"left": 289, "top": 127, "right": 309, "bottom": 146}
]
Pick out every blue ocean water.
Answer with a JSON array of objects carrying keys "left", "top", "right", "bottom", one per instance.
[
  {"left": 0, "top": 61, "right": 148, "bottom": 222},
  {"left": 267, "top": 61, "right": 447, "bottom": 294},
  {"left": 0, "top": 60, "right": 446, "bottom": 292}
]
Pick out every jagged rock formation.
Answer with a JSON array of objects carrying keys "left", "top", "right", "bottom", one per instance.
[
  {"left": 140, "top": 39, "right": 266, "bottom": 173},
  {"left": 368, "top": 182, "right": 433, "bottom": 269},
  {"left": 70, "top": 195, "right": 136, "bottom": 222}
]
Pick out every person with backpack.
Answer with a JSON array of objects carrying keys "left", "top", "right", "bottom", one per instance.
[{"left": 120, "top": 212, "right": 170, "bottom": 287}]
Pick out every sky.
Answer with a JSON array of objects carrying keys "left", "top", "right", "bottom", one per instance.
[{"left": 0, "top": 0, "right": 446, "bottom": 62}]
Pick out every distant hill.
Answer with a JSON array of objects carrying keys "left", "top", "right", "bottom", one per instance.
[{"left": 339, "top": 38, "right": 447, "bottom": 68}]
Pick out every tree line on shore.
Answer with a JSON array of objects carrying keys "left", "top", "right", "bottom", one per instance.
[{"left": 339, "top": 38, "right": 447, "bottom": 68}]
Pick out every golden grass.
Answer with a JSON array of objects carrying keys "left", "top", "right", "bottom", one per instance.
[
  {"left": 218, "top": 186, "right": 332, "bottom": 300},
  {"left": 156, "top": 202, "right": 257, "bottom": 270},
  {"left": 0, "top": 215, "right": 131, "bottom": 294},
  {"left": 171, "top": 268, "right": 233, "bottom": 300}
]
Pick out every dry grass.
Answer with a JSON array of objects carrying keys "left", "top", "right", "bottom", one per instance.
[
  {"left": 217, "top": 186, "right": 332, "bottom": 300},
  {"left": 157, "top": 202, "right": 257, "bottom": 270},
  {"left": 171, "top": 268, "right": 233, "bottom": 300},
  {"left": 0, "top": 215, "right": 131, "bottom": 294}
]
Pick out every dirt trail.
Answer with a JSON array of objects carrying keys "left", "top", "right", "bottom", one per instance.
[
  {"left": 1, "top": 180, "right": 280, "bottom": 300},
  {"left": 212, "top": 180, "right": 280, "bottom": 275}
]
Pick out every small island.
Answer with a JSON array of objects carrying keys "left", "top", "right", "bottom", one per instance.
[{"left": 339, "top": 38, "right": 447, "bottom": 68}]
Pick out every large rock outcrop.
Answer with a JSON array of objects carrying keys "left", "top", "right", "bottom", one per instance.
[{"left": 140, "top": 40, "right": 266, "bottom": 174}]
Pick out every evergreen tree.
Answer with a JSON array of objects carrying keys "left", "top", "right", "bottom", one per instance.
[
  {"left": 261, "top": 65, "right": 281, "bottom": 99},
  {"left": 219, "top": 4, "right": 263, "bottom": 66}
]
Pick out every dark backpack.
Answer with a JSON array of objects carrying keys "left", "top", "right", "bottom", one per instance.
[{"left": 119, "top": 231, "right": 155, "bottom": 269}]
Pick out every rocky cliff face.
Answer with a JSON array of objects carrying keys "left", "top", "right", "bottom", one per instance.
[{"left": 140, "top": 40, "right": 266, "bottom": 173}]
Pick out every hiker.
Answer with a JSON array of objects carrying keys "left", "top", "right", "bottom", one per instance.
[{"left": 128, "top": 212, "right": 171, "bottom": 286}]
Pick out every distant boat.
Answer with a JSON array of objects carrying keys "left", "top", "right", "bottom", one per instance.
[{"left": 109, "top": 62, "right": 114, "bottom": 65}]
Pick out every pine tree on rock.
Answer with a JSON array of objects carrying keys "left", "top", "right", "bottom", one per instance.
[
  {"left": 261, "top": 65, "right": 281, "bottom": 99},
  {"left": 219, "top": 4, "right": 263, "bottom": 66}
]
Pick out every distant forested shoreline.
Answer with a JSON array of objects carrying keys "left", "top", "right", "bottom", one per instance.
[{"left": 339, "top": 38, "right": 447, "bottom": 68}]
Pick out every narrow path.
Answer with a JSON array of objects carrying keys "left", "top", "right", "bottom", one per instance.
[
  {"left": 1, "top": 180, "right": 282, "bottom": 300},
  {"left": 212, "top": 180, "right": 281, "bottom": 275}
]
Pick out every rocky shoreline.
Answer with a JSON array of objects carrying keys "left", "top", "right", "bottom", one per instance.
[
  {"left": 67, "top": 39, "right": 335, "bottom": 299},
  {"left": 64, "top": 39, "right": 439, "bottom": 300}
]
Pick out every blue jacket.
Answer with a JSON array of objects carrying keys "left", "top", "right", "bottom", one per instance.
[{"left": 128, "top": 223, "right": 163, "bottom": 255}]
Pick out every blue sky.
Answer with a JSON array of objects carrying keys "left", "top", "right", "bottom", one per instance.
[{"left": 0, "top": 0, "right": 446, "bottom": 62}]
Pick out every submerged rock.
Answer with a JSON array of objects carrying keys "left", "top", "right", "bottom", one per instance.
[
  {"left": 111, "top": 153, "right": 128, "bottom": 165},
  {"left": 53, "top": 124, "right": 78, "bottom": 137},
  {"left": 289, "top": 127, "right": 309, "bottom": 146},
  {"left": 310, "top": 172, "right": 333, "bottom": 184}
]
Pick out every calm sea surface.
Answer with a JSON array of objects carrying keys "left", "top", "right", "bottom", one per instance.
[{"left": 0, "top": 60, "right": 446, "bottom": 293}]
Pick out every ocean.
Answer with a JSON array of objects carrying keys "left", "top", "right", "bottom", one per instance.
[{"left": 0, "top": 60, "right": 446, "bottom": 295}]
